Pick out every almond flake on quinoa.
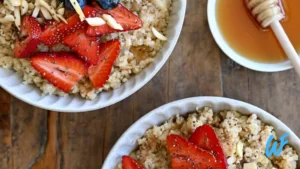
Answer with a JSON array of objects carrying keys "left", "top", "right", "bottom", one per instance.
[
  {"left": 102, "top": 14, "right": 123, "bottom": 30},
  {"left": 0, "top": 14, "right": 15, "bottom": 24},
  {"left": 152, "top": 26, "right": 167, "bottom": 41},
  {"left": 86, "top": 17, "right": 106, "bottom": 27}
]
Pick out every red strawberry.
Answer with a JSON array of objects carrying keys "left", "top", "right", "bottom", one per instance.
[
  {"left": 88, "top": 39, "right": 120, "bottom": 89},
  {"left": 167, "top": 134, "right": 224, "bottom": 169},
  {"left": 42, "top": 20, "right": 56, "bottom": 31},
  {"left": 189, "top": 125, "right": 227, "bottom": 169},
  {"left": 63, "top": 29, "right": 100, "bottom": 65},
  {"left": 14, "top": 16, "right": 42, "bottom": 58},
  {"left": 39, "top": 6, "right": 97, "bottom": 46},
  {"left": 31, "top": 52, "right": 87, "bottom": 93},
  {"left": 86, "top": 4, "right": 143, "bottom": 36},
  {"left": 122, "top": 156, "right": 145, "bottom": 169}
]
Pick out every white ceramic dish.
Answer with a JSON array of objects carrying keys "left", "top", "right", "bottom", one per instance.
[
  {"left": 207, "top": 0, "right": 295, "bottom": 72},
  {"left": 0, "top": 0, "right": 186, "bottom": 112},
  {"left": 102, "top": 97, "right": 300, "bottom": 169}
]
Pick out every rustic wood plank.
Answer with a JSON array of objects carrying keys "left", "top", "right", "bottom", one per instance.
[
  {"left": 0, "top": 89, "right": 12, "bottom": 169},
  {"left": 168, "top": 0, "right": 223, "bottom": 100},
  {"left": 57, "top": 110, "right": 106, "bottom": 169},
  {"left": 102, "top": 98, "right": 134, "bottom": 160},
  {"left": 10, "top": 98, "right": 48, "bottom": 169},
  {"left": 31, "top": 112, "right": 58, "bottom": 169},
  {"left": 132, "top": 64, "right": 169, "bottom": 119}
]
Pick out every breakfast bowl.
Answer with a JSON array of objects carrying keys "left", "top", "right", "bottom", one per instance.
[
  {"left": 0, "top": 0, "right": 186, "bottom": 112},
  {"left": 207, "top": 0, "right": 295, "bottom": 72},
  {"left": 102, "top": 97, "right": 300, "bottom": 169}
]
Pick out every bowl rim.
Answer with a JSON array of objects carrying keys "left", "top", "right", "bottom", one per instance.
[
  {"left": 0, "top": 0, "right": 187, "bottom": 112},
  {"left": 207, "top": 0, "right": 294, "bottom": 72},
  {"left": 102, "top": 96, "right": 300, "bottom": 169}
]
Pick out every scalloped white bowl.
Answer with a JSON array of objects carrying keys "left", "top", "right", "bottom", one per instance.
[
  {"left": 102, "top": 97, "right": 300, "bottom": 169},
  {"left": 208, "top": 0, "right": 295, "bottom": 72},
  {"left": 0, "top": 0, "right": 186, "bottom": 112}
]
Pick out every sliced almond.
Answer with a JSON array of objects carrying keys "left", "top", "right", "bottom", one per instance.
[
  {"left": 4, "top": 0, "right": 15, "bottom": 11},
  {"left": 102, "top": 14, "right": 123, "bottom": 30},
  {"left": 151, "top": 27, "right": 167, "bottom": 41},
  {"left": 69, "top": 0, "right": 86, "bottom": 21},
  {"left": 51, "top": 0, "right": 57, "bottom": 8},
  {"left": 14, "top": 7, "right": 21, "bottom": 30},
  {"left": 57, "top": 8, "right": 64, "bottom": 16},
  {"left": 28, "top": 3, "right": 34, "bottom": 10},
  {"left": 21, "top": 0, "right": 29, "bottom": 15},
  {"left": 57, "top": 14, "right": 67, "bottom": 24},
  {"left": 9, "top": 0, "right": 21, "bottom": 6},
  {"left": 0, "top": 14, "right": 15, "bottom": 24},
  {"left": 32, "top": 6, "right": 40, "bottom": 18},
  {"left": 86, "top": 17, "right": 106, "bottom": 27},
  {"left": 41, "top": 7, "right": 52, "bottom": 20}
]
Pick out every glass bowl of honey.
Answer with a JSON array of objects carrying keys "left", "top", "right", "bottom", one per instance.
[{"left": 208, "top": 0, "right": 300, "bottom": 72}]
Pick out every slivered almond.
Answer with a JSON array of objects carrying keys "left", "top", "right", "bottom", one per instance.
[
  {"left": 0, "top": 15, "right": 15, "bottom": 24},
  {"left": 151, "top": 27, "right": 167, "bottom": 41},
  {"left": 102, "top": 14, "right": 123, "bottom": 30},
  {"left": 14, "top": 7, "right": 21, "bottom": 30},
  {"left": 32, "top": 6, "right": 40, "bottom": 18},
  {"left": 9, "top": 0, "right": 21, "bottom": 6},
  {"left": 69, "top": 0, "right": 85, "bottom": 21},
  {"left": 57, "top": 8, "right": 64, "bottom": 16},
  {"left": 86, "top": 17, "right": 106, "bottom": 27},
  {"left": 21, "top": 0, "right": 29, "bottom": 15},
  {"left": 41, "top": 7, "right": 52, "bottom": 20}
]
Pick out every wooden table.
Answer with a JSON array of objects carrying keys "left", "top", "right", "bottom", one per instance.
[{"left": 1, "top": 0, "right": 300, "bottom": 168}]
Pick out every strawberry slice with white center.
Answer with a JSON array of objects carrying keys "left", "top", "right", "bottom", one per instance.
[
  {"left": 14, "top": 16, "right": 42, "bottom": 58},
  {"left": 167, "top": 134, "right": 225, "bottom": 169},
  {"left": 39, "top": 6, "right": 98, "bottom": 47},
  {"left": 189, "top": 125, "right": 227, "bottom": 168},
  {"left": 63, "top": 29, "right": 100, "bottom": 65},
  {"left": 86, "top": 4, "right": 143, "bottom": 36},
  {"left": 122, "top": 156, "right": 145, "bottom": 169},
  {"left": 88, "top": 39, "right": 120, "bottom": 89},
  {"left": 31, "top": 52, "right": 87, "bottom": 93}
]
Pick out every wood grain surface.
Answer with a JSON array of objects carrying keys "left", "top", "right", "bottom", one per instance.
[{"left": 1, "top": 0, "right": 300, "bottom": 169}]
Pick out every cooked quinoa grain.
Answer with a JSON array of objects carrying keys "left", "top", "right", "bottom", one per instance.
[
  {"left": 117, "top": 107, "right": 299, "bottom": 169},
  {"left": 0, "top": 0, "right": 172, "bottom": 99}
]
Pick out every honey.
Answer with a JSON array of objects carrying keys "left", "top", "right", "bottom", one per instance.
[{"left": 216, "top": 0, "right": 300, "bottom": 63}]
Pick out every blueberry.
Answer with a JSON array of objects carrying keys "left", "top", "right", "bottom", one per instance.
[
  {"left": 64, "top": 0, "right": 86, "bottom": 10},
  {"left": 95, "top": 0, "right": 120, "bottom": 10}
]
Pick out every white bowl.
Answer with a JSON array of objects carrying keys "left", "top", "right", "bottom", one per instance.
[
  {"left": 102, "top": 97, "right": 300, "bottom": 169},
  {"left": 207, "top": 0, "right": 294, "bottom": 72},
  {"left": 0, "top": 0, "right": 186, "bottom": 112}
]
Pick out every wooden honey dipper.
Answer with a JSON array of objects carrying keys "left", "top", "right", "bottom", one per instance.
[{"left": 246, "top": 0, "right": 300, "bottom": 75}]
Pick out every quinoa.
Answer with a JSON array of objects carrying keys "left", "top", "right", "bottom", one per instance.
[
  {"left": 116, "top": 107, "right": 299, "bottom": 169},
  {"left": 0, "top": 0, "right": 172, "bottom": 99}
]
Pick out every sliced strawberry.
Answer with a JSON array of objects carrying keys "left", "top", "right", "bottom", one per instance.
[
  {"left": 122, "top": 156, "right": 145, "bottom": 169},
  {"left": 20, "top": 16, "right": 42, "bottom": 38},
  {"left": 86, "top": 4, "right": 143, "bottom": 36},
  {"left": 88, "top": 39, "right": 120, "bottom": 89},
  {"left": 63, "top": 29, "right": 100, "bottom": 65},
  {"left": 39, "top": 6, "right": 97, "bottom": 46},
  {"left": 167, "top": 134, "right": 224, "bottom": 169},
  {"left": 31, "top": 52, "right": 87, "bottom": 93},
  {"left": 42, "top": 20, "right": 56, "bottom": 31},
  {"left": 14, "top": 16, "right": 42, "bottom": 58},
  {"left": 189, "top": 125, "right": 227, "bottom": 169}
]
